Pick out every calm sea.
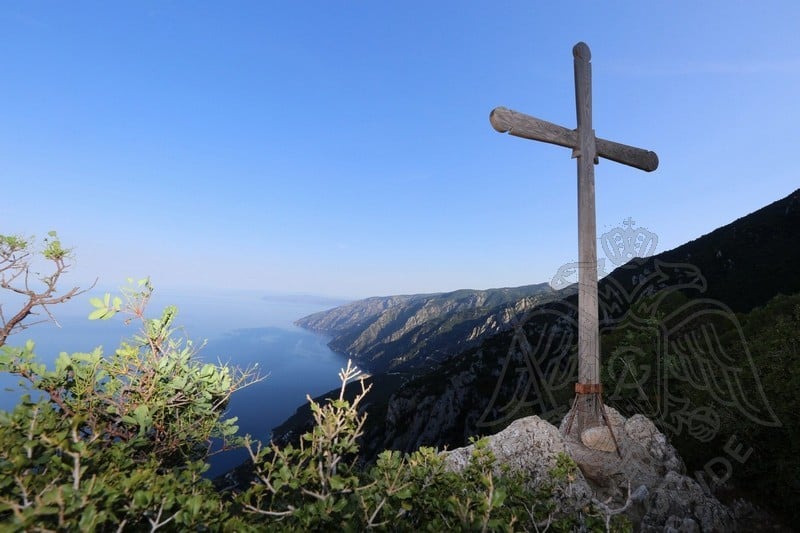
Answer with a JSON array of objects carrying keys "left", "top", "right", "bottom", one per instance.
[{"left": 0, "top": 288, "right": 351, "bottom": 478}]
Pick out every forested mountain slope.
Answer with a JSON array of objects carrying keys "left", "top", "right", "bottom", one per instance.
[{"left": 279, "top": 187, "right": 800, "bottom": 522}]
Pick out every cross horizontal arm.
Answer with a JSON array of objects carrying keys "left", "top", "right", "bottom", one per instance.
[{"left": 490, "top": 106, "right": 658, "bottom": 172}]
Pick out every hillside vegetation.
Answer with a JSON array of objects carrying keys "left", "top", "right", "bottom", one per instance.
[{"left": 286, "top": 188, "right": 800, "bottom": 522}]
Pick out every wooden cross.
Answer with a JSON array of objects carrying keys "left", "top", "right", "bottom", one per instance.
[{"left": 490, "top": 42, "right": 658, "bottom": 449}]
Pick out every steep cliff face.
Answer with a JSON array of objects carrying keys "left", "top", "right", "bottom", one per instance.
[
  {"left": 294, "top": 294, "right": 417, "bottom": 337},
  {"left": 365, "top": 306, "right": 578, "bottom": 459},
  {"left": 295, "top": 284, "right": 564, "bottom": 372}
]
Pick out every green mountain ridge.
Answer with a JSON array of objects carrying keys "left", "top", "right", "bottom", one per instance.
[
  {"left": 273, "top": 186, "right": 800, "bottom": 522},
  {"left": 295, "top": 283, "right": 567, "bottom": 373}
]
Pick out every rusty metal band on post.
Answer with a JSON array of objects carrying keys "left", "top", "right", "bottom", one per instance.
[{"left": 575, "top": 383, "right": 602, "bottom": 394}]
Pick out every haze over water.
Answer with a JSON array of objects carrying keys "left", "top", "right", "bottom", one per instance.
[{"left": 1, "top": 288, "right": 351, "bottom": 478}]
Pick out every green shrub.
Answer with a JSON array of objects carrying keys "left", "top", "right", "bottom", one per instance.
[
  {"left": 237, "top": 362, "right": 629, "bottom": 532},
  {"left": 0, "top": 279, "right": 259, "bottom": 530}
]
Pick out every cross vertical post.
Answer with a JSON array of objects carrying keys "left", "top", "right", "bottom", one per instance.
[
  {"left": 573, "top": 42, "right": 601, "bottom": 434},
  {"left": 489, "top": 42, "right": 658, "bottom": 453}
]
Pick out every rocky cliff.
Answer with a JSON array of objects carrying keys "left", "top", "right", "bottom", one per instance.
[{"left": 296, "top": 283, "right": 565, "bottom": 372}]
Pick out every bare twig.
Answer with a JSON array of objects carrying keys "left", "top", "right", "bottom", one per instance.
[{"left": 0, "top": 233, "right": 95, "bottom": 347}]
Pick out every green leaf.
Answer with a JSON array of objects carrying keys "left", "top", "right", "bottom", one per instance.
[
  {"left": 133, "top": 490, "right": 151, "bottom": 507},
  {"left": 171, "top": 376, "right": 187, "bottom": 390},
  {"left": 133, "top": 404, "right": 150, "bottom": 425},
  {"left": 200, "top": 364, "right": 215, "bottom": 378},
  {"left": 491, "top": 487, "right": 506, "bottom": 507},
  {"left": 89, "top": 297, "right": 105, "bottom": 308},
  {"left": 55, "top": 353, "right": 72, "bottom": 374},
  {"left": 88, "top": 308, "right": 113, "bottom": 320}
]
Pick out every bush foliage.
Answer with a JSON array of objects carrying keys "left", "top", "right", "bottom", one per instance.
[
  {"left": 0, "top": 279, "right": 254, "bottom": 530},
  {"left": 234, "top": 361, "right": 625, "bottom": 532},
  {"left": 0, "top": 277, "right": 630, "bottom": 531}
]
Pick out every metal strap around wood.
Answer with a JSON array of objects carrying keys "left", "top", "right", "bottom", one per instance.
[{"left": 575, "top": 383, "right": 603, "bottom": 394}]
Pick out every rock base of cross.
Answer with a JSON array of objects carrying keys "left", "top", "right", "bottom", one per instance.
[{"left": 562, "top": 383, "right": 622, "bottom": 457}]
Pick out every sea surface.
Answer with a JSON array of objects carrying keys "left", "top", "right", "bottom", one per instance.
[{"left": 0, "top": 288, "right": 351, "bottom": 478}]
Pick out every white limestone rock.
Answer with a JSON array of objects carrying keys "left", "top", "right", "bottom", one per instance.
[
  {"left": 443, "top": 407, "right": 737, "bottom": 531},
  {"left": 443, "top": 415, "right": 593, "bottom": 508}
]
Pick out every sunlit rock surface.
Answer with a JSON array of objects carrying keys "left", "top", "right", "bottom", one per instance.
[{"left": 444, "top": 408, "right": 736, "bottom": 532}]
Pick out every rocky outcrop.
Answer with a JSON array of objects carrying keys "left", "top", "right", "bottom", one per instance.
[
  {"left": 444, "top": 415, "right": 594, "bottom": 509},
  {"left": 444, "top": 408, "right": 737, "bottom": 532}
]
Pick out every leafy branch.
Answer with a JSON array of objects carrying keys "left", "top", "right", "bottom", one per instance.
[{"left": 0, "top": 231, "right": 94, "bottom": 347}]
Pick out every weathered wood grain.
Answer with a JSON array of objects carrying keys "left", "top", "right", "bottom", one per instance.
[
  {"left": 573, "top": 40, "right": 599, "bottom": 389},
  {"left": 489, "top": 107, "right": 658, "bottom": 172}
]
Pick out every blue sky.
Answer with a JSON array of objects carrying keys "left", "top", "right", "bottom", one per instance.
[{"left": 2, "top": 2, "right": 798, "bottom": 299}]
